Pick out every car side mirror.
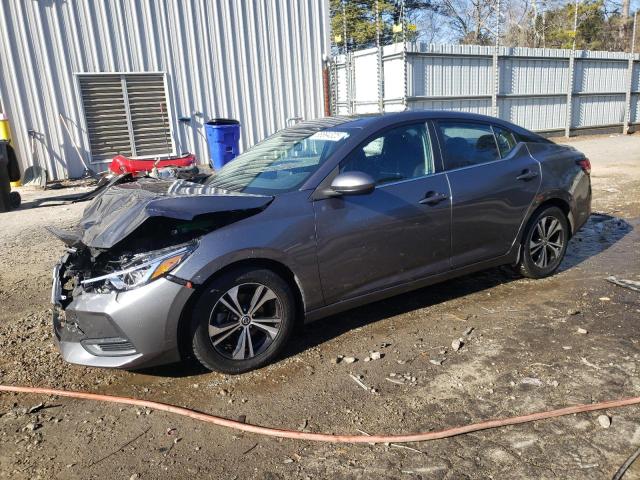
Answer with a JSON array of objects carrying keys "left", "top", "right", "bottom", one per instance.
[{"left": 329, "top": 171, "right": 375, "bottom": 196}]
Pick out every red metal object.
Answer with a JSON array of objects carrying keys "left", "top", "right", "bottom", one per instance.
[
  {"left": 322, "top": 63, "right": 331, "bottom": 116},
  {"left": 109, "top": 153, "right": 196, "bottom": 175}
]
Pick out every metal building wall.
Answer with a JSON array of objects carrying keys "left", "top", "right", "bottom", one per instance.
[
  {"left": 0, "top": 0, "right": 330, "bottom": 180},
  {"left": 335, "top": 43, "right": 640, "bottom": 134}
]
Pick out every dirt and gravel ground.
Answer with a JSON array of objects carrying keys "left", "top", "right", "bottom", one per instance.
[{"left": 0, "top": 133, "right": 639, "bottom": 479}]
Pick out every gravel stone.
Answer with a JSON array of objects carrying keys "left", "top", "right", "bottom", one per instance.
[
  {"left": 598, "top": 415, "right": 611, "bottom": 428},
  {"left": 24, "top": 422, "right": 41, "bottom": 432},
  {"left": 521, "top": 377, "right": 543, "bottom": 386}
]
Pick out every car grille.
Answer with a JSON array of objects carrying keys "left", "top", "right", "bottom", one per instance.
[
  {"left": 81, "top": 337, "right": 137, "bottom": 356},
  {"left": 97, "top": 340, "right": 136, "bottom": 353}
]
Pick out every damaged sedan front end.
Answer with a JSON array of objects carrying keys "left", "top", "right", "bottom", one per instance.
[
  {"left": 49, "top": 178, "right": 274, "bottom": 368},
  {"left": 51, "top": 251, "right": 195, "bottom": 367}
]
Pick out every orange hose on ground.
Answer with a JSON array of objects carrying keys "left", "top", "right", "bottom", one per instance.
[{"left": 1, "top": 385, "right": 639, "bottom": 444}]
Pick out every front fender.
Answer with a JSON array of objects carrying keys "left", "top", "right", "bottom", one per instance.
[{"left": 171, "top": 191, "right": 324, "bottom": 312}]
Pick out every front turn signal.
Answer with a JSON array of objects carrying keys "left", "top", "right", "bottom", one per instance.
[{"left": 150, "top": 254, "right": 185, "bottom": 281}]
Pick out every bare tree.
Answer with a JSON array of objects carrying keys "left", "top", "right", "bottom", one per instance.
[
  {"left": 409, "top": 7, "right": 447, "bottom": 43},
  {"left": 501, "top": 0, "right": 535, "bottom": 46},
  {"left": 437, "top": 0, "right": 501, "bottom": 43}
]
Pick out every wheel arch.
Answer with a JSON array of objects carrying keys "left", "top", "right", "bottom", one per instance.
[
  {"left": 512, "top": 196, "right": 573, "bottom": 267},
  {"left": 530, "top": 197, "right": 574, "bottom": 237},
  {"left": 175, "top": 258, "right": 306, "bottom": 361}
]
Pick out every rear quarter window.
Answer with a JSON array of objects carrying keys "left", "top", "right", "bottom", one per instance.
[{"left": 493, "top": 126, "right": 518, "bottom": 157}]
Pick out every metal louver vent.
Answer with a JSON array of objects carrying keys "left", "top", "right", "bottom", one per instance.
[
  {"left": 127, "top": 74, "right": 172, "bottom": 156},
  {"left": 78, "top": 73, "right": 173, "bottom": 161},
  {"left": 79, "top": 75, "right": 131, "bottom": 160}
]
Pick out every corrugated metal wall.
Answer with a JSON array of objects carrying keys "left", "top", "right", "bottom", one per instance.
[
  {"left": 334, "top": 43, "right": 640, "bottom": 134},
  {"left": 0, "top": 0, "right": 329, "bottom": 180}
]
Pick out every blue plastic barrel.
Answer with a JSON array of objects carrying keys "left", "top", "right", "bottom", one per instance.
[{"left": 204, "top": 118, "right": 240, "bottom": 170}]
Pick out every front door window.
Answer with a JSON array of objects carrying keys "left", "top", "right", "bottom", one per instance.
[{"left": 340, "top": 123, "right": 433, "bottom": 185}]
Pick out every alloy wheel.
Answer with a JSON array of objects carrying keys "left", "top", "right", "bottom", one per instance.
[
  {"left": 529, "top": 215, "right": 565, "bottom": 269},
  {"left": 208, "top": 283, "right": 282, "bottom": 360}
]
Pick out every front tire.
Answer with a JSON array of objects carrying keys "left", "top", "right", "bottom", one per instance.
[
  {"left": 517, "top": 206, "right": 569, "bottom": 279},
  {"left": 191, "top": 267, "right": 296, "bottom": 374}
]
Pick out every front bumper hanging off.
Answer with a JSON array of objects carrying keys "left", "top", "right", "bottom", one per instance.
[{"left": 51, "top": 262, "right": 194, "bottom": 369}]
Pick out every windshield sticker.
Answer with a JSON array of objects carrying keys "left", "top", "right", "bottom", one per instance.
[{"left": 309, "top": 131, "right": 349, "bottom": 142}]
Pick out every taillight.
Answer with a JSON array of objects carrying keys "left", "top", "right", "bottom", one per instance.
[{"left": 577, "top": 158, "right": 591, "bottom": 175}]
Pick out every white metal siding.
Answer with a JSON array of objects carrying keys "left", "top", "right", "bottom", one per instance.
[
  {"left": 335, "top": 43, "right": 640, "bottom": 133},
  {"left": 499, "top": 96, "right": 567, "bottom": 131},
  {"left": 573, "top": 60, "right": 628, "bottom": 93},
  {"left": 0, "top": 0, "right": 329, "bottom": 179},
  {"left": 383, "top": 58, "right": 405, "bottom": 101},
  {"left": 335, "top": 63, "right": 349, "bottom": 115},
  {"left": 500, "top": 58, "right": 568, "bottom": 95},
  {"left": 353, "top": 49, "right": 379, "bottom": 114},
  {"left": 632, "top": 95, "right": 640, "bottom": 123},
  {"left": 572, "top": 95, "right": 626, "bottom": 127},
  {"left": 382, "top": 43, "right": 405, "bottom": 105},
  {"left": 411, "top": 56, "right": 493, "bottom": 98},
  {"left": 409, "top": 98, "right": 492, "bottom": 115}
]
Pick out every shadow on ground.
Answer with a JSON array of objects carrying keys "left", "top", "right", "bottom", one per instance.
[{"left": 560, "top": 213, "right": 632, "bottom": 271}]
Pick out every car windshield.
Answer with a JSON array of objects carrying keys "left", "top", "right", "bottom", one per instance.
[{"left": 205, "top": 120, "right": 351, "bottom": 195}]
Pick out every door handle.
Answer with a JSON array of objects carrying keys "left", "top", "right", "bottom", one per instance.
[
  {"left": 516, "top": 169, "right": 539, "bottom": 181},
  {"left": 419, "top": 191, "right": 449, "bottom": 205}
]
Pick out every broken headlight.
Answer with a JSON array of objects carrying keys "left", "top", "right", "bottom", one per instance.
[{"left": 82, "top": 243, "right": 196, "bottom": 291}]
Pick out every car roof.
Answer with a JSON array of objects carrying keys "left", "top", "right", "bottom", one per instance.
[
  {"left": 290, "top": 111, "right": 537, "bottom": 137},
  {"left": 310, "top": 110, "right": 545, "bottom": 143},
  {"left": 331, "top": 110, "right": 515, "bottom": 129}
]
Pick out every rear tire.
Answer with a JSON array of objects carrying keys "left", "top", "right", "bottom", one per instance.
[
  {"left": 517, "top": 206, "right": 569, "bottom": 279},
  {"left": 190, "top": 267, "right": 296, "bottom": 374}
]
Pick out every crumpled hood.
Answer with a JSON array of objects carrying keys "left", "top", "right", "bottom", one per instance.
[{"left": 48, "top": 178, "right": 273, "bottom": 249}]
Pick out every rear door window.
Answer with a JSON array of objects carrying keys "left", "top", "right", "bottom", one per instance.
[
  {"left": 493, "top": 126, "right": 518, "bottom": 158},
  {"left": 437, "top": 122, "right": 500, "bottom": 170}
]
